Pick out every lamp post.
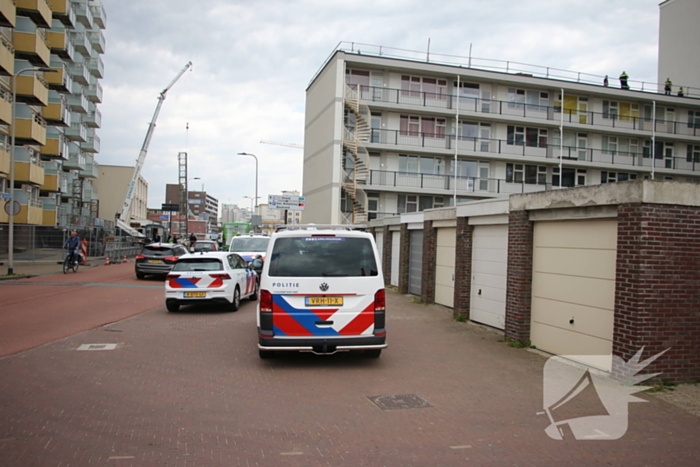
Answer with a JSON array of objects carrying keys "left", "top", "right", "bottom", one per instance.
[
  {"left": 7, "top": 66, "right": 57, "bottom": 275},
  {"left": 237, "top": 152, "right": 258, "bottom": 216}
]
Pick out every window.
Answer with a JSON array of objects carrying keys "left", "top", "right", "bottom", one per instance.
[
  {"left": 506, "top": 164, "right": 547, "bottom": 184},
  {"left": 603, "top": 100, "right": 619, "bottom": 120},
  {"left": 602, "top": 136, "right": 618, "bottom": 155},
  {"left": 346, "top": 69, "right": 370, "bottom": 88},
  {"left": 402, "top": 75, "right": 448, "bottom": 98},
  {"left": 507, "top": 126, "right": 547, "bottom": 147},
  {"left": 601, "top": 172, "right": 637, "bottom": 183},
  {"left": 553, "top": 168, "right": 587, "bottom": 187},
  {"left": 397, "top": 194, "right": 443, "bottom": 213},
  {"left": 508, "top": 88, "right": 525, "bottom": 109},
  {"left": 399, "top": 155, "right": 444, "bottom": 175},
  {"left": 397, "top": 194, "right": 418, "bottom": 213},
  {"left": 400, "top": 115, "right": 446, "bottom": 138},
  {"left": 453, "top": 160, "right": 479, "bottom": 178},
  {"left": 688, "top": 111, "right": 700, "bottom": 129},
  {"left": 687, "top": 145, "right": 700, "bottom": 163},
  {"left": 268, "top": 237, "right": 378, "bottom": 277}
]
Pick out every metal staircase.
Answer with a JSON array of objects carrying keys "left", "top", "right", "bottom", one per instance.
[{"left": 342, "top": 85, "right": 371, "bottom": 223}]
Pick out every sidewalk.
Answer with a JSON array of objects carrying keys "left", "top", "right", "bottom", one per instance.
[{"left": 0, "top": 257, "right": 113, "bottom": 279}]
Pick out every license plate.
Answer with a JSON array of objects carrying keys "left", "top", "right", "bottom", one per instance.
[
  {"left": 184, "top": 292, "right": 206, "bottom": 298},
  {"left": 148, "top": 259, "right": 162, "bottom": 264},
  {"left": 305, "top": 296, "right": 343, "bottom": 306}
]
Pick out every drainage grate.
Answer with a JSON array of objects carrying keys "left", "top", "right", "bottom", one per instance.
[
  {"left": 77, "top": 344, "right": 119, "bottom": 351},
  {"left": 368, "top": 394, "right": 432, "bottom": 410}
]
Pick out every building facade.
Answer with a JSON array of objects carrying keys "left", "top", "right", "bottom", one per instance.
[
  {"left": 165, "top": 183, "right": 219, "bottom": 233},
  {"left": 0, "top": 0, "right": 106, "bottom": 228},
  {"left": 93, "top": 164, "right": 147, "bottom": 222},
  {"left": 658, "top": 0, "right": 700, "bottom": 95},
  {"left": 303, "top": 45, "right": 700, "bottom": 224}
]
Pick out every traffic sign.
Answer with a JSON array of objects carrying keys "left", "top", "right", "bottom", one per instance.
[
  {"left": 268, "top": 195, "right": 305, "bottom": 210},
  {"left": 161, "top": 203, "right": 179, "bottom": 212},
  {"left": 4, "top": 200, "right": 20, "bottom": 216},
  {"left": 1, "top": 193, "right": 10, "bottom": 199}
]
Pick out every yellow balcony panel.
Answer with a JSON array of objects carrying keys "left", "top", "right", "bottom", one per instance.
[
  {"left": 0, "top": 0, "right": 16, "bottom": 28},
  {"left": 40, "top": 135, "right": 63, "bottom": 158},
  {"left": 16, "top": 0, "right": 52, "bottom": 28},
  {"left": 40, "top": 172, "right": 59, "bottom": 191},
  {"left": 41, "top": 207, "right": 57, "bottom": 225},
  {"left": 0, "top": 207, "right": 6, "bottom": 223},
  {"left": 15, "top": 117, "right": 47, "bottom": 146},
  {"left": 42, "top": 101, "right": 69, "bottom": 126},
  {"left": 16, "top": 75, "right": 49, "bottom": 106},
  {"left": 51, "top": 0, "right": 75, "bottom": 27},
  {"left": 0, "top": 35, "right": 13, "bottom": 76},
  {"left": 45, "top": 67, "right": 70, "bottom": 93},
  {"left": 46, "top": 31, "right": 73, "bottom": 60},
  {"left": 0, "top": 92, "right": 10, "bottom": 125},
  {"left": 13, "top": 31, "right": 50, "bottom": 68},
  {"left": 0, "top": 146, "right": 9, "bottom": 175},
  {"left": 15, "top": 204, "right": 44, "bottom": 225},
  {"left": 14, "top": 161, "right": 45, "bottom": 185}
]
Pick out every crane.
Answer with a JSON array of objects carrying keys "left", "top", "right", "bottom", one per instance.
[
  {"left": 260, "top": 140, "right": 303, "bottom": 149},
  {"left": 117, "top": 61, "right": 193, "bottom": 237}
]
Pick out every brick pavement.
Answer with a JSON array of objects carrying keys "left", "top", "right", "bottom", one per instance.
[{"left": 0, "top": 273, "right": 698, "bottom": 466}]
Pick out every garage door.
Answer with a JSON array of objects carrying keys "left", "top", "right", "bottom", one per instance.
[
  {"left": 471, "top": 224, "right": 508, "bottom": 329},
  {"left": 435, "top": 227, "right": 456, "bottom": 307},
  {"left": 390, "top": 231, "right": 400, "bottom": 287},
  {"left": 409, "top": 230, "right": 423, "bottom": 295},
  {"left": 375, "top": 231, "right": 384, "bottom": 263},
  {"left": 531, "top": 219, "right": 617, "bottom": 371}
]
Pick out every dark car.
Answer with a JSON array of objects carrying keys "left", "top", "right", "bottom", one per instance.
[{"left": 135, "top": 243, "right": 189, "bottom": 279}]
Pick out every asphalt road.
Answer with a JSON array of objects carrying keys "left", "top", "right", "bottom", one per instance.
[{"left": 0, "top": 263, "right": 698, "bottom": 466}]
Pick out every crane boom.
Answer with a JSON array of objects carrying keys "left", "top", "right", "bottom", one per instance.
[
  {"left": 117, "top": 61, "right": 192, "bottom": 236},
  {"left": 260, "top": 140, "right": 304, "bottom": 149}
]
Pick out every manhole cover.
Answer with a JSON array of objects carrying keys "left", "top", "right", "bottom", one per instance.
[
  {"left": 368, "top": 394, "right": 432, "bottom": 410},
  {"left": 77, "top": 344, "right": 119, "bottom": 351}
]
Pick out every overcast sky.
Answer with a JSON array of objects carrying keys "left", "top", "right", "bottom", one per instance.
[{"left": 97, "top": 0, "right": 662, "bottom": 215}]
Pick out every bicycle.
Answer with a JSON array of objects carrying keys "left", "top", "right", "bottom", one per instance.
[{"left": 63, "top": 249, "right": 80, "bottom": 274}]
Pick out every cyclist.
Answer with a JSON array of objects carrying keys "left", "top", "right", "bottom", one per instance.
[{"left": 63, "top": 230, "right": 81, "bottom": 266}]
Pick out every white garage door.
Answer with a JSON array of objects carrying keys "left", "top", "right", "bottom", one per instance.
[
  {"left": 408, "top": 230, "right": 423, "bottom": 295},
  {"left": 470, "top": 224, "right": 508, "bottom": 330},
  {"left": 375, "top": 231, "right": 384, "bottom": 263},
  {"left": 390, "top": 231, "right": 400, "bottom": 287},
  {"left": 435, "top": 227, "right": 456, "bottom": 307},
  {"left": 531, "top": 219, "right": 617, "bottom": 371}
]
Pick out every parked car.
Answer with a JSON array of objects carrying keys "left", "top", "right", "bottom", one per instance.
[
  {"left": 165, "top": 252, "right": 258, "bottom": 312},
  {"left": 191, "top": 240, "right": 218, "bottom": 253},
  {"left": 256, "top": 225, "right": 386, "bottom": 359},
  {"left": 228, "top": 234, "right": 270, "bottom": 261},
  {"left": 135, "top": 243, "right": 190, "bottom": 279}
]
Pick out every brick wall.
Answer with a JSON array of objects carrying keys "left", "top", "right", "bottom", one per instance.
[
  {"left": 613, "top": 203, "right": 700, "bottom": 383},
  {"left": 398, "top": 223, "right": 410, "bottom": 294},
  {"left": 504, "top": 210, "right": 534, "bottom": 343},
  {"left": 383, "top": 226, "right": 392, "bottom": 286},
  {"left": 421, "top": 221, "right": 437, "bottom": 304},
  {"left": 453, "top": 217, "right": 473, "bottom": 319}
]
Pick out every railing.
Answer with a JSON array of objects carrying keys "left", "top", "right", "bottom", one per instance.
[
  {"left": 369, "top": 128, "right": 700, "bottom": 172},
  {"left": 355, "top": 85, "right": 700, "bottom": 138},
  {"left": 311, "top": 41, "right": 700, "bottom": 97}
]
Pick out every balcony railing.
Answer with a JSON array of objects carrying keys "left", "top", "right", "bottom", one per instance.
[
  {"left": 368, "top": 128, "right": 700, "bottom": 172},
  {"left": 353, "top": 85, "right": 700, "bottom": 139}
]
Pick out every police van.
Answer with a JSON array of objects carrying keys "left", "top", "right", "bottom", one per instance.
[{"left": 257, "top": 225, "right": 387, "bottom": 359}]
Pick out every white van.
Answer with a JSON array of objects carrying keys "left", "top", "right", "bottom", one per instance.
[{"left": 257, "top": 225, "right": 387, "bottom": 359}]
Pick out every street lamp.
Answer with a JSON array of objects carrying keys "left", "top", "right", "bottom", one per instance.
[
  {"left": 237, "top": 152, "right": 258, "bottom": 215},
  {"left": 7, "top": 66, "right": 57, "bottom": 275}
]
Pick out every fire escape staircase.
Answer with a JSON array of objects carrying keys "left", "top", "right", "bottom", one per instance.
[{"left": 342, "top": 85, "right": 371, "bottom": 223}]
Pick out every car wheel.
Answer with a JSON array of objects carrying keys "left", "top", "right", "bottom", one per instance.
[
  {"left": 229, "top": 286, "right": 240, "bottom": 312},
  {"left": 364, "top": 349, "right": 382, "bottom": 358},
  {"left": 166, "top": 301, "right": 180, "bottom": 312},
  {"left": 249, "top": 280, "right": 259, "bottom": 301},
  {"left": 136, "top": 271, "right": 146, "bottom": 280},
  {"left": 259, "top": 349, "right": 274, "bottom": 359}
]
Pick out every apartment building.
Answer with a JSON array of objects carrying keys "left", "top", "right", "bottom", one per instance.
[
  {"left": 303, "top": 44, "right": 700, "bottom": 224},
  {"left": 0, "top": 0, "right": 106, "bottom": 227},
  {"left": 658, "top": 0, "right": 700, "bottom": 94},
  {"left": 165, "top": 183, "right": 219, "bottom": 233}
]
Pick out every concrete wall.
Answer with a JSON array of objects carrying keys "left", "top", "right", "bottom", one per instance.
[{"left": 94, "top": 165, "right": 147, "bottom": 222}]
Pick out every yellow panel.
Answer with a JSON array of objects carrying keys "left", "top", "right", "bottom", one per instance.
[
  {"left": 41, "top": 208, "right": 57, "bottom": 226},
  {"left": 533, "top": 247, "right": 617, "bottom": 280},
  {"left": 564, "top": 95, "right": 578, "bottom": 115},
  {"left": 0, "top": 147, "right": 8, "bottom": 174},
  {"left": 533, "top": 272, "right": 615, "bottom": 311},
  {"left": 533, "top": 219, "right": 617, "bottom": 249}
]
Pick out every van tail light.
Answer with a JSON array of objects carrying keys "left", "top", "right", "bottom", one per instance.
[
  {"left": 260, "top": 290, "right": 272, "bottom": 313},
  {"left": 374, "top": 289, "right": 385, "bottom": 312},
  {"left": 135, "top": 254, "right": 145, "bottom": 260},
  {"left": 163, "top": 256, "right": 179, "bottom": 262}
]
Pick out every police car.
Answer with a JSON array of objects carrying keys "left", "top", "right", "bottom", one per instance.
[
  {"left": 165, "top": 251, "right": 258, "bottom": 312},
  {"left": 257, "top": 225, "right": 387, "bottom": 358},
  {"left": 228, "top": 234, "right": 270, "bottom": 262}
]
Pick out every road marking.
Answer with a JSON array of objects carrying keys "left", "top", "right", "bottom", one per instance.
[
  {"left": 280, "top": 452, "right": 304, "bottom": 455},
  {"left": 450, "top": 445, "right": 472, "bottom": 449},
  {"left": 77, "top": 344, "right": 119, "bottom": 351},
  {"left": 108, "top": 456, "right": 135, "bottom": 460}
]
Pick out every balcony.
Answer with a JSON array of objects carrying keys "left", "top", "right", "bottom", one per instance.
[
  {"left": 14, "top": 156, "right": 45, "bottom": 187},
  {"left": 67, "top": 90, "right": 88, "bottom": 113},
  {"left": 88, "top": 30, "right": 105, "bottom": 54},
  {"left": 68, "top": 31, "right": 90, "bottom": 56},
  {"left": 15, "top": 112, "right": 47, "bottom": 145},
  {"left": 41, "top": 128, "right": 69, "bottom": 159},
  {"left": 89, "top": 1, "right": 105, "bottom": 29},
  {"left": 11, "top": 190, "right": 44, "bottom": 224},
  {"left": 86, "top": 57, "right": 103, "bottom": 79},
  {"left": 73, "top": 0, "right": 93, "bottom": 28},
  {"left": 82, "top": 108, "right": 101, "bottom": 127},
  {"left": 66, "top": 61, "right": 90, "bottom": 85},
  {"left": 40, "top": 197, "right": 57, "bottom": 225},
  {"left": 84, "top": 82, "right": 102, "bottom": 103},
  {"left": 64, "top": 122, "right": 87, "bottom": 142},
  {"left": 46, "top": 30, "right": 74, "bottom": 61},
  {"left": 0, "top": 0, "right": 16, "bottom": 27},
  {"left": 78, "top": 157, "right": 98, "bottom": 178},
  {"left": 45, "top": 63, "right": 73, "bottom": 92},
  {"left": 16, "top": 73, "right": 50, "bottom": 106},
  {"left": 0, "top": 87, "right": 11, "bottom": 125},
  {"left": 59, "top": 171, "right": 74, "bottom": 195},
  {"left": 39, "top": 161, "right": 60, "bottom": 191},
  {"left": 42, "top": 94, "right": 70, "bottom": 126},
  {"left": 80, "top": 134, "right": 99, "bottom": 153},
  {"left": 51, "top": 0, "right": 76, "bottom": 28},
  {"left": 64, "top": 150, "right": 85, "bottom": 170},
  {"left": 13, "top": 31, "right": 50, "bottom": 67},
  {"left": 0, "top": 140, "right": 8, "bottom": 175},
  {"left": 16, "top": 0, "right": 52, "bottom": 28},
  {"left": 0, "top": 35, "right": 13, "bottom": 76}
]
